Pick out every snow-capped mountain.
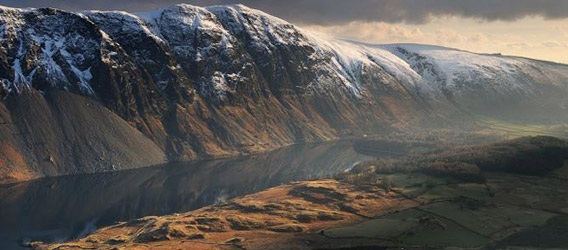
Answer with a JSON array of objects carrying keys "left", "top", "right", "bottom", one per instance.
[{"left": 0, "top": 4, "right": 567, "bottom": 183}]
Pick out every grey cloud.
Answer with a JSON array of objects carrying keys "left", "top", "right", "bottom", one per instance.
[{"left": 1, "top": 0, "right": 568, "bottom": 25}]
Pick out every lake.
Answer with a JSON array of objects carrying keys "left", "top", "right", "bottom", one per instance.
[{"left": 0, "top": 141, "right": 375, "bottom": 249}]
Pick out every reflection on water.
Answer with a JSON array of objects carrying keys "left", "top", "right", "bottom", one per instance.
[{"left": 0, "top": 141, "right": 371, "bottom": 249}]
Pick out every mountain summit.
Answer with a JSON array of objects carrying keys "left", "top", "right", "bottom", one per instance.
[{"left": 0, "top": 4, "right": 567, "bottom": 183}]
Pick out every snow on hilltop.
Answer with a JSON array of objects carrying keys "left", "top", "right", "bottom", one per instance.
[{"left": 0, "top": 3, "right": 567, "bottom": 105}]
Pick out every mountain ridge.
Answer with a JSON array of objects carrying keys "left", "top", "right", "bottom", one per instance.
[{"left": 0, "top": 3, "right": 567, "bottom": 183}]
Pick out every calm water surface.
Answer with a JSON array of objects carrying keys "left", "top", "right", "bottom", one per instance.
[{"left": 0, "top": 141, "right": 377, "bottom": 249}]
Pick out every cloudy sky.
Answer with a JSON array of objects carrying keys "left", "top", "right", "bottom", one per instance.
[{"left": 2, "top": 0, "right": 567, "bottom": 63}]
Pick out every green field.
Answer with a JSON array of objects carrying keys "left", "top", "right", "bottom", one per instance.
[
  {"left": 331, "top": 135, "right": 568, "bottom": 249},
  {"left": 325, "top": 171, "right": 567, "bottom": 249},
  {"left": 323, "top": 218, "right": 417, "bottom": 239},
  {"left": 325, "top": 207, "right": 491, "bottom": 248},
  {"left": 416, "top": 183, "right": 489, "bottom": 201}
]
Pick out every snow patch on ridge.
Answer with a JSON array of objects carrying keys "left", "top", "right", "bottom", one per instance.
[
  {"left": 1, "top": 3, "right": 567, "bottom": 104},
  {"left": 0, "top": 6, "right": 100, "bottom": 95}
]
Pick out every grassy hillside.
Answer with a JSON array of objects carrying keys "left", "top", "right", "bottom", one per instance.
[{"left": 329, "top": 136, "right": 568, "bottom": 249}]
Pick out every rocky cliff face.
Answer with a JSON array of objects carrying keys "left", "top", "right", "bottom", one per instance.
[{"left": 0, "top": 4, "right": 567, "bottom": 183}]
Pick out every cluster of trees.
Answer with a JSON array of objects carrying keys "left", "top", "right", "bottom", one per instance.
[
  {"left": 342, "top": 136, "right": 568, "bottom": 186},
  {"left": 354, "top": 129, "right": 505, "bottom": 158},
  {"left": 366, "top": 129, "right": 504, "bottom": 146}
]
